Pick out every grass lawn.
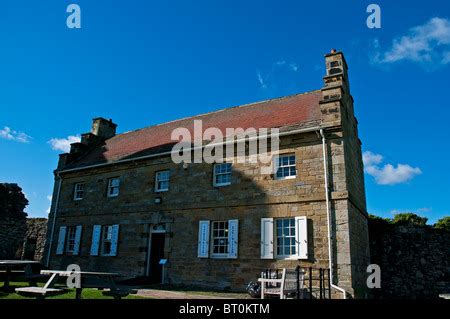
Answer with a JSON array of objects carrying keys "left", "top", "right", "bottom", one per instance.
[{"left": 0, "top": 281, "right": 147, "bottom": 299}]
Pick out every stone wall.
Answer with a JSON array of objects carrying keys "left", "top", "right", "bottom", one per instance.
[
  {"left": 369, "top": 221, "right": 450, "bottom": 299},
  {"left": 0, "top": 216, "right": 27, "bottom": 259},
  {"left": 20, "top": 218, "right": 48, "bottom": 262},
  {"left": 0, "top": 183, "right": 28, "bottom": 259},
  {"left": 44, "top": 50, "right": 370, "bottom": 298},
  {"left": 44, "top": 131, "right": 370, "bottom": 297}
]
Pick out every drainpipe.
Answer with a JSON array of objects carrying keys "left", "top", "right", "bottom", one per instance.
[
  {"left": 45, "top": 173, "right": 62, "bottom": 267},
  {"left": 320, "top": 129, "right": 347, "bottom": 299}
]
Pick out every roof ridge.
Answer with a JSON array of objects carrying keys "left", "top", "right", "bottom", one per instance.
[{"left": 113, "top": 89, "right": 321, "bottom": 138}]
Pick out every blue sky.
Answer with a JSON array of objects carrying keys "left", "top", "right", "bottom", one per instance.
[{"left": 0, "top": 1, "right": 449, "bottom": 223}]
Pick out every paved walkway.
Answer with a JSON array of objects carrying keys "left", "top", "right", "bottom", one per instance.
[{"left": 135, "top": 288, "right": 248, "bottom": 299}]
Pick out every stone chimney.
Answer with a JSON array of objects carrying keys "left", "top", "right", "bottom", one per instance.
[
  {"left": 91, "top": 117, "right": 117, "bottom": 140},
  {"left": 57, "top": 118, "right": 118, "bottom": 170},
  {"left": 320, "top": 49, "right": 353, "bottom": 127}
]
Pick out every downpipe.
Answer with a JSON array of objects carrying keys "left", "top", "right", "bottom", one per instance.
[
  {"left": 45, "top": 174, "right": 62, "bottom": 267},
  {"left": 320, "top": 129, "right": 347, "bottom": 299}
]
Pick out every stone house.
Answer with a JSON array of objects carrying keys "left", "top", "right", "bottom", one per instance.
[{"left": 44, "top": 50, "right": 370, "bottom": 298}]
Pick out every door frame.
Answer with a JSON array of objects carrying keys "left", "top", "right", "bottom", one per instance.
[{"left": 145, "top": 224, "right": 166, "bottom": 277}]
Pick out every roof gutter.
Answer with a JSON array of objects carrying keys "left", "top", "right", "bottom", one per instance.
[
  {"left": 45, "top": 173, "right": 62, "bottom": 267},
  {"left": 320, "top": 128, "right": 347, "bottom": 299},
  {"left": 57, "top": 125, "right": 323, "bottom": 175}
]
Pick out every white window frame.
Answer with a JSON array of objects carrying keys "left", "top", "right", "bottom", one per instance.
[
  {"left": 213, "top": 163, "right": 232, "bottom": 187},
  {"left": 101, "top": 225, "right": 114, "bottom": 256},
  {"left": 107, "top": 178, "right": 120, "bottom": 197},
  {"left": 73, "top": 183, "right": 85, "bottom": 200},
  {"left": 275, "top": 218, "right": 297, "bottom": 259},
  {"left": 65, "top": 226, "right": 77, "bottom": 254},
  {"left": 155, "top": 170, "right": 170, "bottom": 192},
  {"left": 274, "top": 154, "right": 297, "bottom": 180},
  {"left": 210, "top": 221, "right": 229, "bottom": 258}
]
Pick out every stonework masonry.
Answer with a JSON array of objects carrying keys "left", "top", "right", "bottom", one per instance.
[
  {"left": 0, "top": 183, "right": 28, "bottom": 260},
  {"left": 370, "top": 223, "right": 450, "bottom": 299},
  {"left": 0, "top": 216, "right": 27, "bottom": 259},
  {"left": 19, "top": 218, "right": 48, "bottom": 262},
  {"left": 44, "top": 50, "right": 370, "bottom": 298}
]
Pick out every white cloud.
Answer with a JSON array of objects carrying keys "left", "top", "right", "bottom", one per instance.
[
  {"left": 48, "top": 135, "right": 80, "bottom": 152},
  {"left": 289, "top": 63, "right": 299, "bottom": 72},
  {"left": 362, "top": 151, "right": 383, "bottom": 167},
  {"left": 363, "top": 151, "right": 422, "bottom": 185},
  {"left": 45, "top": 195, "right": 53, "bottom": 215},
  {"left": 0, "top": 126, "right": 31, "bottom": 143},
  {"left": 256, "top": 70, "right": 267, "bottom": 89},
  {"left": 257, "top": 59, "right": 300, "bottom": 89},
  {"left": 372, "top": 17, "right": 450, "bottom": 67},
  {"left": 46, "top": 195, "right": 52, "bottom": 214}
]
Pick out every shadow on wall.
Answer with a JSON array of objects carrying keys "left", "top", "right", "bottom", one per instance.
[{"left": 45, "top": 133, "right": 335, "bottom": 292}]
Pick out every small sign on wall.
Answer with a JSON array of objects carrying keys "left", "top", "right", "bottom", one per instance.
[{"left": 159, "top": 259, "right": 168, "bottom": 265}]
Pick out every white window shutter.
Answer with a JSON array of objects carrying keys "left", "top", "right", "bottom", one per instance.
[
  {"left": 56, "top": 226, "right": 67, "bottom": 255},
  {"left": 90, "top": 225, "right": 101, "bottom": 256},
  {"left": 227, "top": 219, "right": 239, "bottom": 259},
  {"left": 295, "top": 216, "right": 308, "bottom": 259},
  {"left": 110, "top": 224, "right": 120, "bottom": 256},
  {"left": 260, "top": 218, "right": 274, "bottom": 259},
  {"left": 197, "top": 220, "right": 210, "bottom": 258},
  {"left": 73, "top": 226, "right": 83, "bottom": 255}
]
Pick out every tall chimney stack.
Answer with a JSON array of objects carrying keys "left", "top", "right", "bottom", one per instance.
[
  {"left": 320, "top": 49, "right": 352, "bottom": 126},
  {"left": 91, "top": 117, "right": 117, "bottom": 140}
]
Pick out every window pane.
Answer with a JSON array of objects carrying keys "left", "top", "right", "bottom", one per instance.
[
  {"left": 290, "top": 166, "right": 296, "bottom": 176},
  {"left": 289, "top": 156, "right": 295, "bottom": 165},
  {"left": 290, "top": 227, "right": 295, "bottom": 236},
  {"left": 211, "top": 221, "right": 229, "bottom": 255},
  {"left": 111, "top": 179, "right": 119, "bottom": 187},
  {"left": 276, "top": 218, "right": 296, "bottom": 257}
]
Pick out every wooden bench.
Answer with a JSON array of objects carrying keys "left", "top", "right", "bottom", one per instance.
[
  {"left": 0, "top": 270, "right": 25, "bottom": 276},
  {"left": 258, "top": 268, "right": 305, "bottom": 299},
  {"left": 15, "top": 287, "right": 64, "bottom": 299},
  {"left": 23, "top": 265, "right": 49, "bottom": 286}
]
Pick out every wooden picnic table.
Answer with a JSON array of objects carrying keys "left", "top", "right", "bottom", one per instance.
[
  {"left": 39, "top": 270, "right": 122, "bottom": 299},
  {"left": 0, "top": 260, "right": 40, "bottom": 292}
]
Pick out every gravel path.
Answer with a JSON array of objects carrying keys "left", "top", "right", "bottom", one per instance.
[{"left": 135, "top": 289, "right": 248, "bottom": 299}]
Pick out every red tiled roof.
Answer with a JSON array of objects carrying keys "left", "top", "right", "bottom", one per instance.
[{"left": 71, "top": 90, "right": 322, "bottom": 167}]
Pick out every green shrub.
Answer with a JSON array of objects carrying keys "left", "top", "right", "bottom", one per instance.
[
  {"left": 391, "top": 213, "right": 428, "bottom": 226},
  {"left": 434, "top": 217, "right": 450, "bottom": 232}
]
